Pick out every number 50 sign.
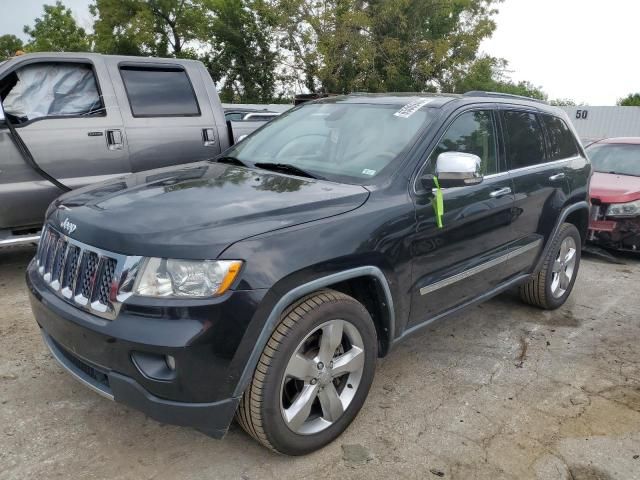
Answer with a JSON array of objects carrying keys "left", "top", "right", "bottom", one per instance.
[{"left": 575, "top": 109, "right": 588, "bottom": 119}]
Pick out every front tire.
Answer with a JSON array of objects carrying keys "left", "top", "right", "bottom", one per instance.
[
  {"left": 519, "top": 223, "right": 582, "bottom": 310},
  {"left": 236, "top": 289, "right": 377, "bottom": 455}
]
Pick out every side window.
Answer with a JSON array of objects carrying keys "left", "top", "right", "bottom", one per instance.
[
  {"left": 119, "top": 66, "right": 200, "bottom": 117},
  {"left": 427, "top": 110, "right": 498, "bottom": 175},
  {"left": 225, "top": 112, "right": 244, "bottom": 121},
  {"left": 0, "top": 62, "right": 104, "bottom": 123},
  {"left": 541, "top": 114, "right": 580, "bottom": 160},
  {"left": 502, "top": 111, "right": 546, "bottom": 169}
]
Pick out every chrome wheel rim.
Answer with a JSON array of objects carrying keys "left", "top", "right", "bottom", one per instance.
[
  {"left": 280, "top": 319, "right": 365, "bottom": 435},
  {"left": 551, "top": 236, "right": 577, "bottom": 298}
]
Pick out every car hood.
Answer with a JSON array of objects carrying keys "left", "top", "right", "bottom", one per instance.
[
  {"left": 590, "top": 172, "right": 640, "bottom": 204},
  {"left": 48, "top": 162, "right": 369, "bottom": 259}
]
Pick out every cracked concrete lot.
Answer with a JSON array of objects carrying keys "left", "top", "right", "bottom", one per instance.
[{"left": 1, "top": 246, "right": 639, "bottom": 480}]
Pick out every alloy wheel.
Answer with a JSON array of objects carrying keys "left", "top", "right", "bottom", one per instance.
[
  {"left": 280, "top": 319, "right": 365, "bottom": 435},
  {"left": 550, "top": 236, "right": 577, "bottom": 298}
]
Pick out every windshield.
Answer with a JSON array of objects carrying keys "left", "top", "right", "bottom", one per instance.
[
  {"left": 225, "top": 101, "right": 436, "bottom": 183},
  {"left": 587, "top": 143, "right": 640, "bottom": 177}
]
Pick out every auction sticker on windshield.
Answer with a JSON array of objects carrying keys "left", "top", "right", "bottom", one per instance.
[{"left": 393, "top": 98, "right": 434, "bottom": 118}]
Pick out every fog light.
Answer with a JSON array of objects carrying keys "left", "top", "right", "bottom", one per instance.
[{"left": 165, "top": 355, "right": 176, "bottom": 371}]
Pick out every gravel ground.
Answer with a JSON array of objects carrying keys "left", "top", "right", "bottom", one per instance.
[{"left": 1, "top": 246, "right": 639, "bottom": 480}]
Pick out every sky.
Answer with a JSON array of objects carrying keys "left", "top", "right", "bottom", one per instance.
[{"left": 2, "top": 0, "right": 639, "bottom": 105}]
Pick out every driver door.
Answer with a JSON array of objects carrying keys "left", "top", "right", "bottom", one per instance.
[{"left": 408, "top": 107, "right": 518, "bottom": 327}]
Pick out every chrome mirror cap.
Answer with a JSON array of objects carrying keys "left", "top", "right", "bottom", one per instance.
[{"left": 435, "top": 151, "right": 483, "bottom": 187}]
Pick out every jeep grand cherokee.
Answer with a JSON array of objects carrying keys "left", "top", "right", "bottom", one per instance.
[{"left": 27, "top": 92, "right": 591, "bottom": 455}]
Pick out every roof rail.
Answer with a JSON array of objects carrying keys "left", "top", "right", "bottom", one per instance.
[{"left": 464, "top": 91, "right": 548, "bottom": 105}]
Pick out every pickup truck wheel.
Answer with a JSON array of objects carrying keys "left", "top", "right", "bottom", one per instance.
[
  {"left": 235, "top": 289, "right": 377, "bottom": 455},
  {"left": 519, "top": 223, "right": 581, "bottom": 310}
]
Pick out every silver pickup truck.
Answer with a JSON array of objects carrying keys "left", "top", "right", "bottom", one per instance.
[{"left": 0, "top": 52, "right": 273, "bottom": 246}]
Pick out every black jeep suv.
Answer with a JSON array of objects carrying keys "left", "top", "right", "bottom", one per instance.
[{"left": 27, "top": 92, "right": 591, "bottom": 455}]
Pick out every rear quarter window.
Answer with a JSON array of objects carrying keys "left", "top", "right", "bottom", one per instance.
[
  {"left": 541, "top": 114, "right": 579, "bottom": 160},
  {"left": 119, "top": 66, "right": 200, "bottom": 117}
]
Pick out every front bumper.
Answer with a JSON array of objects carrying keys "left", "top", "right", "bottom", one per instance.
[
  {"left": 588, "top": 216, "right": 640, "bottom": 252},
  {"left": 39, "top": 329, "right": 238, "bottom": 438},
  {"left": 26, "top": 259, "right": 267, "bottom": 438}
]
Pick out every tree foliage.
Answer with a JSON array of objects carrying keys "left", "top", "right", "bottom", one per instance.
[
  {"left": 13, "top": 0, "right": 559, "bottom": 104},
  {"left": 549, "top": 98, "right": 577, "bottom": 106},
  {"left": 91, "top": 0, "right": 205, "bottom": 57},
  {"left": 450, "top": 55, "right": 546, "bottom": 99},
  {"left": 201, "top": 0, "right": 279, "bottom": 102},
  {"left": 272, "top": 0, "right": 501, "bottom": 94},
  {"left": 0, "top": 34, "right": 24, "bottom": 61},
  {"left": 23, "top": 1, "right": 91, "bottom": 52},
  {"left": 618, "top": 93, "right": 640, "bottom": 106}
]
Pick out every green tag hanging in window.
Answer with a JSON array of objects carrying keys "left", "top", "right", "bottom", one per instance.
[{"left": 432, "top": 176, "right": 444, "bottom": 228}]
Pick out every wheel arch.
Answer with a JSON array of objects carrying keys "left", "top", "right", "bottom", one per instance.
[
  {"left": 232, "top": 266, "right": 395, "bottom": 398},
  {"left": 534, "top": 201, "right": 589, "bottom": 274}
]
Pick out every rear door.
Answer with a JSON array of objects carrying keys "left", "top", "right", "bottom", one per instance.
[
  {"left": 408, "top": 107, "right": 518, "bottom": 326},
  {"left": 108, "top": 59, "right": 221, "bottom": 172},
  {"left": 0, "top": 57, "right": 129, "bottom": 230},
  {"left": 498, "top": 108, "right": 573, "bottom": 278}
]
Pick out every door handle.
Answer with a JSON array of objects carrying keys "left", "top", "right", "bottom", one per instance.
[
  {"left": 106, "top": 129, "right": 124, "bottom": 151},
  {"left": 202, "top": 128, "right": 216, "bottom": 147},
  {"left": 489, "top": 187, "right": 512, "bottom": 198},
  {"left": 549, "top": 173, "right": 566, "bottom": 181}
]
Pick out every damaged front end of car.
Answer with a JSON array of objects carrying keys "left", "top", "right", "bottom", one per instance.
[{"left": 588, "top": 200, "right": 640, "bottom": 252}]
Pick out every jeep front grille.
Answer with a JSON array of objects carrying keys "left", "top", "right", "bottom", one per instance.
[{"left": 35, "top": 226, "right": 141, "bottom": 320}]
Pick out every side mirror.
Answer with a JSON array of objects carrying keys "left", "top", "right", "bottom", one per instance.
[
  {"left": 0, "top": 100, "right": 5, "bottom": 125},
  {"left": 434, "top": 151, "right": 483, "bottom": 188}
]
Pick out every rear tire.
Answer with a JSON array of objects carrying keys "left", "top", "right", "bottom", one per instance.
[
  {"left": 519, "top": 223, "right": 581, "bottom": 310},
  {"left": 236, "top": 289, "right": 377, "bottom": 455}
]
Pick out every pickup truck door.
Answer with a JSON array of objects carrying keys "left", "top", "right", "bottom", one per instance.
[
  {"left": 107, "top": 59, "right": 222, "bottom": 172},
  {"left": 0, "top": 57, "right": 129, "bottom": 231},
  {"left": 407, "top": 107, "right": 519, "bottom": 329}
]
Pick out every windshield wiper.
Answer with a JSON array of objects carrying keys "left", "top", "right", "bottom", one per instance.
[
  {"left": 254, "top": 162, "right": 324, "bottom": 180},
  {"left": 215, "top": 155, "right": 247, "bottom": 167}
]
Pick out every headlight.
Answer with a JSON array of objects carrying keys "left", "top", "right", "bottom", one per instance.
[
  {"left": 133, "top": 258, "right": 242, "bottom": 298},
  {"left": 606, "top": 200, "right": 640, "bottom": 217}
]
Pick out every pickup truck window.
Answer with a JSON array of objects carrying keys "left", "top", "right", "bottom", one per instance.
[
  {"left": 426, "top": 110, "right": 498, "bottom": 175},
  {"left": 119, "top": 66, "right": 200, "bottom": 117},
  {"left": 1, "top": 62, "right": 104, "bottom": 123},
  {"left": 226, "top": 102, "right": 436, "bottom": 183}
]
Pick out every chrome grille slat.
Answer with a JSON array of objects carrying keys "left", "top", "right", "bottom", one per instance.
[
  {"left": 42, "top": 230, "right": 58, "bottom": 276},
  {"left": 34, "top": 226, "right": 139, "bottom": 320}
]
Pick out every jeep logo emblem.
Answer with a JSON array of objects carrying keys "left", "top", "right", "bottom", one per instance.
[{"left": 60, "top": 218, "right": 77, "bottom": 235}]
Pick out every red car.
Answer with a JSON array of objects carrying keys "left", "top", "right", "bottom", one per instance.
[{"left": 586, "top": 137, "right": 640, "bottom": 252}]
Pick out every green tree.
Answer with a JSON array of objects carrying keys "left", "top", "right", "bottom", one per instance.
[
  {"left": 23, "top": 1, "right": 91, "bottom": 52},
  {"left": 618, "top": 93, "right": 640, "bottom": 106},
  {"left": 91, "top": 0, "right": 205, "bottom": 57},
  {"left": 273, "top": 0, "right": 501, "bottom": 94},
  {"left": 549, "top": 98, "right": 577, "bottom": 106},
  {"left": 0, "top": 34, "right": 24, "bottom": 60},
  {"left": 202, "top": 0, "right": 278, "bottom": 102},
  {"left": 91, "top": 0, "right": 279, "bottom": 102},
  {"left": 450, "top": 55, "right": 547, "bottom": 100}
]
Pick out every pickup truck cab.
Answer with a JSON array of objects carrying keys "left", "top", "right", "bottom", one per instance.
[
  {"left": 26, "top": 92, "right": 591, "bottom": 455},
  {"left": 0, "top": 53, "right": 270, "bottom": 245}
]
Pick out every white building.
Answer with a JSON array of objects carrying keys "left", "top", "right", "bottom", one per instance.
[{"left": 560, "top": 106, "right": 640, "bottom": 143}]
